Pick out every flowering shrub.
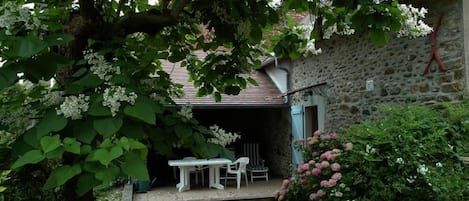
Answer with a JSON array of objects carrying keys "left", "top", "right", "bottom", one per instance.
[
  {"left": 278, "top": 104, "right": 469, "bottom": 201},
  {"left": 208, "top": 124, "right": 241, "bottom": 147},
  {"left": 277, "top": 130, "right": 353, "bottom": 201}
]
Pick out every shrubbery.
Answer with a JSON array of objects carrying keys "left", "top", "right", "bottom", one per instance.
[{"left": 277, "top": 103, "right": 469, "bottom": 201}]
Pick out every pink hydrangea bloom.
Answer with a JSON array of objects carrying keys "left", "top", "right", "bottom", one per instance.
[
  {"left": 316, "top": 189, "right": 326, "bottom": 197},
  {"left": 309, "top": 193, "right": 317, "bottom": 200},
  {"left": 312, "top": 151, "right": 320, "bottom": 157},
  {"left": 331, "top": 163, "right": 341, "bottom": 171},
  {"left": 308, "top": 160, "right": 316, "bottom": 165},
  {"left": 320, "top": 151, "right": 336, "bottom": 160},
  {"left": 332, "top": 172, "right": 342, "bottom": 180},
  {"left": 329, "top": 132, "right": 337, "bottom": 139},
  {"left": 327, "top": 179, "right": 337, "bottom": 187},
  {"left": 320, "top": 180, "right": 329, "bottom": 187},
  {"left": 282, "top": 179, "right": 290, "bottom": 186},
  {"left": 300, "top": 178, "right": 308, "bottom": 185},
  {"left": 300, "top": 163, "right": 310, "bottom": 171},
  {"left": 312, "top": 167, "right": 321, "bottom": 176},
  {"left": 305, "top": 170, "right": 312, "bottom": 176},
  {"left": 313, "top": 130, "right": 323, "bottom": 137},
  {"left": 320, "top": 161, "right": 330, "bottom": 169}
]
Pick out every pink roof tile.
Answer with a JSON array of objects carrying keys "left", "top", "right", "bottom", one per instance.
[{"left": 161, "top": 55, "right": 286, "bottom": 108}]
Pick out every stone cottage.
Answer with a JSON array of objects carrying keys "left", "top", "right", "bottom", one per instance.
[{"left": 263, "top": 0, "right": 469, "bottom": 166}]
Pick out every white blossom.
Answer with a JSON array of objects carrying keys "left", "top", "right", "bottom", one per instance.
[
  {"left": 0, "top": 104, "right": 37, "bottom": 134},
  {"left": 57, "top": 94, "right": 90, "bottom": 120},
  {"left": 84, "top": 50, "right": 120, "bottom": 81},
  {"left": 417, "top": 164, "right": 429, "bottom": 175},
  {"left": 102, "top": 86, "right": 137, "bottom": 116},
  {"left": 396, "top": 157, "right": 404, "bottom": 164},
  {"left": 0, "top": 2, "right": 47, "bottom": 35},
  {"left": 40, "top": 90, "right": 64, "bottom": 106},
  {"left": 268, "top": 0, "right": 282, "bottom": 9},
  {"left": 406, "top": 175, "right": 416, "bottom": 183},
  {"left": 178, "top": 104, "right": 193, "bottom": 120},
  {"left": 435, "top": 162, "right": 443, "bottom": 168},
  {"left": 208, "top": 124, "right": 241, "bottom": 147},
  {"left": 397, "top": 4, "right": 433, "bottom": 38}
]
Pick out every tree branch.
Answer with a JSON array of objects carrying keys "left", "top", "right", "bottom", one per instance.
[
  {"left": 111, "top": 11, "right": 177, "bottom": 37},
  {"left": 79, "top": 0, "right": 100, "bottom": 20}
]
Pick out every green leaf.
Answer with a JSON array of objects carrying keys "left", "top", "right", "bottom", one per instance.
[
  {"left": 76, "top": 173, "right": 99, "bottom": 196},
  {"left": 43, "top": 164, "right": 81, "bottom": 190},
  {"left": 75, "top": 73, "right": 103, "bottom": 87},
  {"left": 21, "top": 53, "right": 69, "bottom": 81},
  {"left": 74, "top": 120, "right": 97, "bottom": 144},
  {"left": 45, "top": 146, "right": 64, "bottom": 159},
  {"left": 95, "top": 164, "right": 119, "bottom": 185},
  {"left": 64, "top": 137, "right": 81, "bottom": 154},
  {"left": 123, "top": 99, "right": 156, "bottom": 125},
  {"left": 40, "top": 135, "right": 61, "bottom": 154},
  {"left": 93, "top": 117, "right": 123, "bottom": 138},
  {"left": 0, "top": 65, "right": 17, "bottom": 91},
  {"left": 11, "top": 150, "right": 45, "bottom": 169},
  {"left": 87, "top": 147, "right": 123, "bottom": 166},
  {"left": 23, "top": 129, "right": 39, "bottom": 147},
  {"left": 225, "top": 85, "right": 241, "bottom": 95},
  {"left": 36, "top": 110, "right": 68, "bottom": 139},
  {"left": 119, "top": 123, "right": 145, "bottom": 139},
  {"left": 72, "top": 68, "right": 87, "bottom": 78},
  {"left": 14, "top": 36, "right": 48, "bottom": 58},
  {"left": 175, "top": 123, "right": 192, "bottom": 139},
  {"left": 88, "top": 96, "right": 112, "bottom": 116},
  {"left": 121, "top": 152, "right": 149, "bottom": 180},
  {"left": 368, "top": 29, "right": 389, "bottom": 46}
]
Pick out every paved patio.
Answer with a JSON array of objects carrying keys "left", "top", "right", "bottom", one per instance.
[{"left": 133, "top": 178, "right": 282, "bottom": 201}]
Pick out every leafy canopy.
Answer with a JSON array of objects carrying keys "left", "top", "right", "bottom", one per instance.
[{"left": 0, "top": 0, "right": 431, "bottom": 198}]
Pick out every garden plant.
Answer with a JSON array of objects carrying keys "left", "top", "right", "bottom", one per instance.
[
  {"left": 277, "top": 103, "right": 469, "bottom": 201},
  {"left": 0, "top": 0, "right": 432, "bottom": 200}
]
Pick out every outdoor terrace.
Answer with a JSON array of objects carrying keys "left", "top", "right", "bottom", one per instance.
[{"left": 133, "top": 178, "right": 282, "bottom": 201}]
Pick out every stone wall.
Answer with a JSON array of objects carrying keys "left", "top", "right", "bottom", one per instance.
[
  {"left": 262, "top": 108, "right": 292, "bottom": 177},
  {"left": 288, "top": 0, "right": 466, "bottom": 131}
]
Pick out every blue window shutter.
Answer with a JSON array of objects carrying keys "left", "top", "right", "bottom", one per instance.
[{"left": 290, "top": 105, "right": 304, "bottom": 168}]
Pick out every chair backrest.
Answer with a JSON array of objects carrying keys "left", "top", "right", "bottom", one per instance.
[
  {"left": 243, "top": 143, "right": 262, "bottom": 167},
  {"left": 233, "top": 157, "right": 249, "bottom": 173}
]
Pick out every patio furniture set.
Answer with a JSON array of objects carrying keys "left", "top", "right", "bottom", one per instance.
[{"left": 168, "top": 143, "right": 269, "bottom": 192}]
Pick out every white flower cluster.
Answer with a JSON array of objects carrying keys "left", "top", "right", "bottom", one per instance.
[
  {"left": 323, "top": 23, "right": 355, "bottom": 39},
  {"left": 293, "top": 24, "right": 322, "bottom": 56},
  {"left": 83, "top": 50, "right": 121, "bottom": 81},
  {"left": 396, "top": 4, "right": 433, "bottom": 38},
  {"left": 57, "top": 94, "right": 90, "bottom": 120},
  {"left": 0, "top": 2, "right": 47, "bottom": 35},
  {"left": 40, "top": 90, "right": 64, "bottom": 106},
  {"left": 208, "top": 124, "right": 241, "bottom": 147},
  {"left": 102, "top": 86, "right": 137, "bottom": 116},
  {"left": 417, "top": 164, "right": 429, "bottom": 175},
  {"left": 396, "top": 157, "right": 404, "bottom": 164},
  {"left": 0, "top": 105, "right": 37, "bottom": 134},
  {"left": 177, "top": 104, "right": 193, "bottom": 120},
  {"left": 268, "top": 0, "right": 282, "bottom": 9}
]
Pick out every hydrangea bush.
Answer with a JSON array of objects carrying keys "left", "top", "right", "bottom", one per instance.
[{"left": 278, "top": 104, "right": 469, "bottom": 201}]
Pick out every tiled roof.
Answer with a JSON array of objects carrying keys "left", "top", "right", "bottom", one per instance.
[{"left": 162, "top": 55, "right": 286, "bottom": 108}]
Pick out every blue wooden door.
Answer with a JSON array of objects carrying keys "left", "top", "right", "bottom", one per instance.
[{"left": 290, "top": 105, "right": 304, "bottom": 167}]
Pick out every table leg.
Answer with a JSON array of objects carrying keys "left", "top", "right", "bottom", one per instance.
[
  {"left": 209, "top": 165, "right": 224, "bottom": 190},
  {"left": 177, "top": 167, "right": 191, "bottom": 192}
]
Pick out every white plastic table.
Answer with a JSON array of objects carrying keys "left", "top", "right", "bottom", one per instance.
[{"left": 168, "top": 158, "right": 232, "bottom": 192}]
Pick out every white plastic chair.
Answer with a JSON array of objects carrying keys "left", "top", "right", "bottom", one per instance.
[
  {"left": 224, "top": 157, "right": 249, "bottom": 189},
  {"left": 183, "top": 157, "right": 207, "bottom": 185}
]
